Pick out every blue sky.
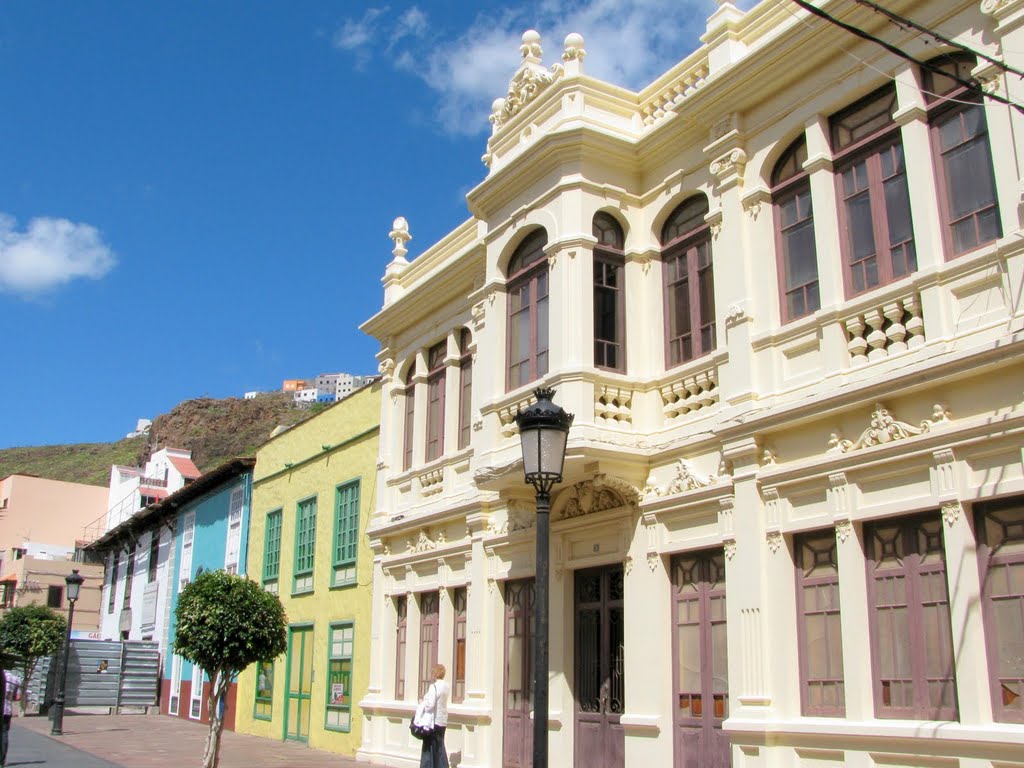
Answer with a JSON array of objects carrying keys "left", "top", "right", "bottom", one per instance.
[{"left": 0, "top": 0, "right": 719, "bottom": 449}]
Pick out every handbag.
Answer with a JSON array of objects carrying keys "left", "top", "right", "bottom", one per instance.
[
  {"left": 410, "top": 721, "right": 434, "bottom": 740},
  {"left": 410, "top": 683, "right": 436, "bottom": 740}
]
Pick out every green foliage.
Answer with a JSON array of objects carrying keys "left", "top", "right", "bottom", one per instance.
[
  {"left": 173, "top": 570, "right": 287, "bottom": 677},
  {"left": 0, "top": 437, "right": 146, "bottom": 487},
  {"left": 0, "top": 605, "right": 67, "bottom": 664}
]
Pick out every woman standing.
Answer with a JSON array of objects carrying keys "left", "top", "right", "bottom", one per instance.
[{"left": 414, "top": 664, "right": 450, "bottom": 768}]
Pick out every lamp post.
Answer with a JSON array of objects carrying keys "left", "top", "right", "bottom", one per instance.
[
  {"left": 515, "top": 387, "right": 573, "bottom": 768},
  {"left": 51, "top": 569, "right": 84, "bottom": 736}
]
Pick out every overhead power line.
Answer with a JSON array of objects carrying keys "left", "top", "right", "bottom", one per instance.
[
  {"left": 851, "top": 0, "right": 1024, "bottom": 80},
  {"left": 788, "top": 0, "right": 1024, "bottom": 115}
]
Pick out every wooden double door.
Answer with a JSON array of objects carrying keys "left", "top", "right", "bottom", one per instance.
[{"left": 574, "top": 564, "right": 625, "bottom": 768}]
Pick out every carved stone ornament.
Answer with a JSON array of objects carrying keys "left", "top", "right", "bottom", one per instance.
[
  {"left": 406, "top": 529, "right": 446, "bottom": 553},
  {"left": 710, "top": 148, "right": 747, "bottom": 182},
  {"left": 942, "top": 500, "right": 962, "bottom": 527},
  {"left": 760, "top": 447, "right": 777, "bottom": 467},
  {"left": 389, "top": 216, "right": 411, "bottom": 260},
  {"left": 835, "top": 519, "right": 852, "bottom": 544},
  {"left": 723, "top": 538, "right": 737, "bottom": 560},
  {"left": 558, "top": 474, "right": 638, "bottom": 520},
  {"left": 981, "top": 0, "right": 1015, "bottom": 16},
  {"left": 378, "top": 357, "right": 395, "bottom": 379},
  {"left": 766, "top": 530, "right": 783, "bottom": 554},
  {"left": 562, "top": 32, "right": 586, "bottom": 62},
  {"left": 646, "top": 459, "right": 718, "bottom": 498},
  {"left": 490, "top": 31, "right": 564, "bottom": 130},
  {"left": 725, "top": 304, "right": 747, "bottom": 326},
  {"left": 488, "top": 500, "right": 535, "bottom": 535},
  {"left": 827, "top": 403, "right": 951, "bottom": 454}
]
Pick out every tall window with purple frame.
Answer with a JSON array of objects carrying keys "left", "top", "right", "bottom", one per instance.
[
  {"left": 795, "top": 530, "right": 845, "bottom": 716},
  {"left": 925, "top": 54, "right": 1001, "bottom": 256},
  {"left": 458, "top": 329, "right": 473, "bottom": 450},
  {"left": 772, "top": 136, "right": 820, "bottom": 321},
  {"left": 593, "top": 212, "right": 626, "bottom": 372},
  {"left": 506, "top": 229, "right": 549, "bottom": 390},
  {"left": 661, "top": 195, "right": 715, "bottom": 368},
  {"left": 976, "top": 498, "right": 1024, "bottom": 722},
  {"left": 830, "top": 84, "right": 917, "bottom": 296},
  {"left": 425, "top": 342, "right": 446, "bottom": 462},
  {"left": 402, "top": 362, "right": 416, "bottom": 471},
  {"left": 866, "top": 513, "right": 958, "bottom": 720}
]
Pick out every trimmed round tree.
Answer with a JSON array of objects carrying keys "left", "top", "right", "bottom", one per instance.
[
  {"left": 0, "top": 605, "right": 67, "bottom": 713},
  {"left": 173, "top": 569, "right": 286, "bottom": 768}
]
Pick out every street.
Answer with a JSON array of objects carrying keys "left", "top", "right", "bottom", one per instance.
[{"left": 9, "top": 714, "right": 363, "bottom": 768}]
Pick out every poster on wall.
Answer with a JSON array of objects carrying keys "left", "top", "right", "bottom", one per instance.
[{"left": 331, "top": 683, "right": 345, "bottom": 705}]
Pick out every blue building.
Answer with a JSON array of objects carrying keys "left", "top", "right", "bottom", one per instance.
[{"left": 161, "top": 457, "right": 255, "bottom": 731}]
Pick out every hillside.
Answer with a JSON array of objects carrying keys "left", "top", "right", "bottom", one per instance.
[{"left": 0, "top": 393, "right": 311, "bottom": 487}]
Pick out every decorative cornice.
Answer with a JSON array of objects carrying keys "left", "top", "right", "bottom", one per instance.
[
  {"left": 556, "top": 474, "right": 638, "bottom": 520},
  {"left": 489, "top": 32, "right": 564, "bottom": 131},
  {"left": 827, "top": 403, "right": 951, "bottom": 454},
  {"left": 645, "top": 458, "right": 719, "bottom": 498}
]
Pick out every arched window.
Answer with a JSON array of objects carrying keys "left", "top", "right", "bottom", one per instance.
[
  {"left": 425, "top": 341, "right": 446, "bottom": 462},
  {"left": 506, "top": 229, "right": 549, "bottom": 390},
  {"left": 923, "top": 54, "right": 1001, "bottom": 256},
  {"left": 772, "top": 137, "right": 820, "bottom": 321},
  {"left": 458, "top": 329, "right": 473, "bottom": 450},
  {"left": 593, "top": 213, "right": 626, "bottom": 372},
  {"left": 402, "top": 361, "right": 416, "bottom": 471},
  {"left": 830, "top": 84, "right": 916, "bottom": 295},
  {"left": 661, "top": 195, "right": 715, "bottom": 367}
]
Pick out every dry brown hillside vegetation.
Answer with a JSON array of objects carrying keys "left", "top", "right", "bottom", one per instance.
[{"left": 0, "top": 393, "right": 311, "bottom": 486}]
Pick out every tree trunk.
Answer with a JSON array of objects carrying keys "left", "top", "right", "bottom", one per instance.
[
  {"left": 202, "top": 670, "right": 230, "bottom": 768},
  {"left": 19, "top": 661, "right": 34, "bottom": 716}
]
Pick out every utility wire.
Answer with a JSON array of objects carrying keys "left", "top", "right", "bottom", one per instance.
[
  {"left": 777, "top": 0, "right": 1005, "bottom": 110},
  {"left": 789, "top": 0, "right": 1024, "bottom": 115},
  {"left": 851, "top": 0, "right": 1024, "bottom": 80}
]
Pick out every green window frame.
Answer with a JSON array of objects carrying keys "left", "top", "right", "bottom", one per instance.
[
  {"left": 332, "top": 481, "right": 361, "bottom": 588},
  {"left": 253, "top": 659, "right": 274, "bottom": 720},
  {"left": 325, "top": 621, "right": 355, "bottom": 732},
  {"left": 293, "top": 496, "right": 317, "bottom": 594},
  {"left": 263, "top": 509, "right": 283, "bottom": 592}
]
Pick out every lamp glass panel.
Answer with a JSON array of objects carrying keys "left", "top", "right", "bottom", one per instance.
[
  {"left": 539, "top": 428, "right": 568, "bottom": 478},
  {"left": 520, "top": 427, "right": 541, "bottom": 479},
  {"left": 66, "top": 577, "right": 82, "bottom": 601}
]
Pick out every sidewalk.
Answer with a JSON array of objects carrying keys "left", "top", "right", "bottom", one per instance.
[{"left": 14, "top": 712, "right": 364, "bottom": 768}]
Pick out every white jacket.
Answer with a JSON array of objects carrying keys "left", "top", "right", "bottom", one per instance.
[{"left": 416, "top": 679, "right": 450, "bottom": 727}]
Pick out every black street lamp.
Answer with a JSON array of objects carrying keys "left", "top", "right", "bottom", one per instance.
[
  {"left": 51, "top": 569, "right": 84, "bottom": 736},
  {"left": 515, "top": 387, "right": 573, "bottom": 768}
]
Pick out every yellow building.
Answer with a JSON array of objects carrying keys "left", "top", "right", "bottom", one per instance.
[{"left": 234, "top": 381, "right": 379, "bottom": 755}]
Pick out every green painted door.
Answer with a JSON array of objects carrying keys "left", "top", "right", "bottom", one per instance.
[{"left": 285, "top": 625, "right": 314, "bottom": 742}]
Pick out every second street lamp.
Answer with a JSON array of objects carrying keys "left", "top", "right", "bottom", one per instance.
[
  {"left": 515, "top": 387, "right": 573, "bottom": 768},
  {"left": 51, "top": 568, "right": 84, "bottom": 737}
]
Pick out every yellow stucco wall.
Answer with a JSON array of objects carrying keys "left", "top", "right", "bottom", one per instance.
[{"left": 234, "top": 383, "right": 379, "bottom": 756}]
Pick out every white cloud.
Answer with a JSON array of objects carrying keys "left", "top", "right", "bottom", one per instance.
[
  {"left": 389, "top": 6, "right": 429, "bottom": 50},
  {"left": 0, "top": 213, "right": 117, "bottom": 297},
  {"left": 335, "top": 0, "right": 718, "bottom": 135}
]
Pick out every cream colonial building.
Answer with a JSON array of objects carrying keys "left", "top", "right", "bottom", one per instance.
[{"left": 358, "top": 1, "right": 1024, "bottom": 766}]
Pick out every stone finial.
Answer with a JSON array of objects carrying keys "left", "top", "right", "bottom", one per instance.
[
  {"left": 520, "top": 30, "right": 542, "bottom": 61},
  {"left": 562, "top": 32, "right": 586, "bottom": 62},
  {"left": 389, "top": 216, "right": 411, "bottom": 261}
]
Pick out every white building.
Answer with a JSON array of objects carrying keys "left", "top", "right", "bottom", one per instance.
[
  {"left": 315, "top": 372, "right": 376, "bottom": 400},
  {"left": 357, "top": 2, "right": 1024, "bottom": 767},
  {"left": 293, "top": 387, "right": 319, "bottom": 404},
  {"left": 97, "top": 447, "right": 200, "bottom": 645}
]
